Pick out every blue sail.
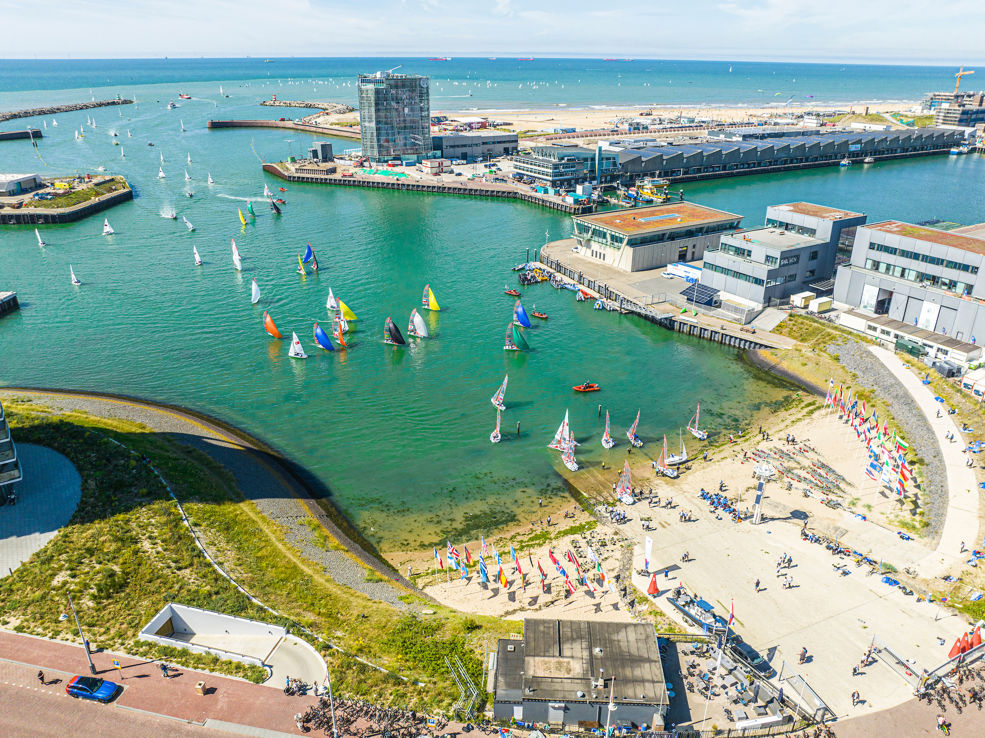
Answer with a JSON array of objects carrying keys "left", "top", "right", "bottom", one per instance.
[
  {"left": 514, "top": 299, "right": 532, "bottom": 328},
  {"left": 313, "top": 322, "right": 334, "bottom": 351},
  {"left": 302, "top": 242, "right": 314, "bottom": 264}
]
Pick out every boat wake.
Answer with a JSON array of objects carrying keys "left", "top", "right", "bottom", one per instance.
[{"left": 217, "top": 193, "right": 267, "bottom": 202}]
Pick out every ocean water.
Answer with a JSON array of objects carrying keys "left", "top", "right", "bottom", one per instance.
[{"left": 2, "top": 60, "right": 984, "bottom": 552}]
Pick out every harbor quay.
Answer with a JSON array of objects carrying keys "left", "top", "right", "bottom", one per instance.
[
  {"left": 0, "top": 128, "right": 42, "bottom": 141},
  {"left": 0, "top": 98, "right": 133, "bottom": 124},
  {"left": 0, "top": 173, "right": 132, "bottom": 225},
  {"left": 207, "top": 118, "right": 361, "bottom": 140}
]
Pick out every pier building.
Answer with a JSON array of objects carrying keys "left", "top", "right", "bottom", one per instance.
[
  {"left": 357, "top": 71, "right": 431, "bottom": 161},
  {"left": 0, "top": 173, "right": 42, "bottom": 196},
  {"left": 701, "top": 203, "right": 866, "bottom": 308},
  {"left": 431, "top": 131, "right": 518, "bottom": 162},
  {"left": 834, "top": 220, "right": 985, "bottom": 363},
  {"left": 512, "top": 145, "right": 621, "bottom": 185},
  {"left": 572, "top": 201, "right": 742, "bottom": 272}
]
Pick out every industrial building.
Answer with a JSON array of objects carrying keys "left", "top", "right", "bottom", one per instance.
[
  {"left": 700, "top": 202, "right": 867, "bottom": 308},
  {"left": 431, "top": 131, "right": 518, "bottom": 162},
  {"left": 572, "top": 201, "right": 742, "bottom": 272},
  {"left": 357, "top": 71, "right": 431, "bottom": 161},
  {"left": 493, "top": 620, "right": 670, "bottom": 730},
  {"left": 512, "top": 145, "right": 621, "bottom": 186},
  {"left": 833, "top": 220, "right": 985, "bottom": 365},
  {"left": 306, "top": 141, "right": 334, "bottom": 162},
  {"left": 0, "top": 173, "right": 43, "bottom": 196}
]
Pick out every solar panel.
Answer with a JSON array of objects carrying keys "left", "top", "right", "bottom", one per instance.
[
  {"left": 680, "top": 283, "right": 719, "bottom": 306},
  {"left": 639, "top": 213, "right": 680, "bottom": 223}
]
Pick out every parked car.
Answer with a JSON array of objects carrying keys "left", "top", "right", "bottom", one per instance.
[
  {"left": 727, "top": 637, "right": 775, "bottom": 678},
  {"left": 65, "top": 675, "right": 122, "bottom": 703}
]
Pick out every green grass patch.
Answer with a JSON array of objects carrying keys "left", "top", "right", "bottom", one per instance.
[{"left": 22, "top": 177, "right": 129, "bottom": 209}]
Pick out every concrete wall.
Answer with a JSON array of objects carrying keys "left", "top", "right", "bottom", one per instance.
[
  {"left": 581, "top": 232, "right": 722, "bottom": 273},
  {"left": 493, "top": 699, "right": 664, "bottom": 729}
]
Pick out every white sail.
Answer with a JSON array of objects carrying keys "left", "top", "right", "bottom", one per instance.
[
  {"left": 336, "top": 314, "right": 349, "bottom": 334},
  {"left": 326, "top": 288, "right": 338, "bottom": 311},
  {"left": 548, "top": 410, "right": 570, "bottom": 450},
  {"left": 36, "top": 229, "right": 46, "bottom": 247},
  {"left": 688, "top": 403, "right": 708, "bottom": 440},
  {"left": 158, "top": 167, "right": 166, "bottom": 179},
  {"left": 219, "top": 85, "right": 224, "bottom": 95},
  {"left": 187, "top": 153, "right": 191, "bottom": 164},
  {"left": 70, "top": 265, "right": 81, "bottom": 285},
  {"left": 183, "top": 216, "right": 194, "bottom": 232},
  {"left": 561, "top": 439, "right": 579, "bottom": 471},
  {"left": 127, "top": 129, "right": 131, "bottom": 137},
  {"left": 263, "top": 184, "right": 272, "bottom": 198},
  {"left": 667, "top": 430, "right": 688, "bottom": 466},
  {"left": 207, "top": 173, "right": 214, "bottom": 185},
  {"left": 180, "top": 120, "right": 185, "bottom": 132},
  {"left": 43, "top": 120, "right": 47, "bottom": 129},
  {"left": 184, "top": 169, "right": 191, "bottom": 181},
  {"left": 410, "top": 309, "right": 429, "bottom": 338},
  {"left": 160, "top": 151, "right": 164, "bottom": 164},
  {"left": 251, "top": 277, "right": 261, "bottom": 304},
  {"left": 74, "top": 130, "right": 79, "bottom": 140},
  {"left": 602, "top": 410, "right": 615, "bottom": 449},
  {"left": 491, "top": 374, "right": 508, "bottom": 410},
  {"left": 490, "top": 409, "right": 502, "bottom": 444},
  {"left": 288, "top": 332, "right": 307, "bottom": 359},
  {"left": 121, "top": 147, "right": 125, "bottom": 158},
  {"left": 52, "top": 118, "right": 58, "bottom": 127},
  {"left": 231, "top": 239, "right": 242, "bottom": 270},
  {"left": 193, "top": 246, "right": 202, "bottom": 266},
  {"left": 102, "top": 218, "right": 114, "bottom": 236}
]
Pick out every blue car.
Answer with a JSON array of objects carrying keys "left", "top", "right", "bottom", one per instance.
[{"left": 65, "top": 675, "right": 121, "bottom": 702}]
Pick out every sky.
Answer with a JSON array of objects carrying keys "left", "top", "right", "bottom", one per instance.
[{"left": 2, "top": 0, "right": 984, "bottom": 64}]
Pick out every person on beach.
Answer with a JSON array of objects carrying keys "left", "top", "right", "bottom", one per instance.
[
  {"left": 37, "top": 670, "right": 45, "bottom": 685},
  {"left": 754, "top": 578, "right": 760, "bottom": 592}
]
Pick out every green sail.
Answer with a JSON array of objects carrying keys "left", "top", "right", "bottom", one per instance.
[{"left": 512, "top": 324, "right": 529, "bottom": 350}]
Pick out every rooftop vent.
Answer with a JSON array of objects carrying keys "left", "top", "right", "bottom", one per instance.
[
  {"left": 507, "top": 644, "right": 515, "bottom": 652},
  {"left": 577, "top": 691, "right": 586, "bottom": 698},
  {"left": 594, "top": 647, "right": 603, "bottom": 655}
]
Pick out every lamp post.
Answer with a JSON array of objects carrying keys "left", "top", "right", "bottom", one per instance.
[
  {"left": 325, "top": 663, "right": 339, "bottom": 738},
  {"left": 67, "top": 593, "right": 96, "bottom": 675},
  {"left": 605, "top": 675, "right": 616, "bottom": 736}
]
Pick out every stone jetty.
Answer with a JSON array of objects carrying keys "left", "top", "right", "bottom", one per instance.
[
  {"left": 259, "top": 100, "right": 354, "bottom": 114},
  {"left": 0, "top": 99, "right": 134, "bottom": 124}
]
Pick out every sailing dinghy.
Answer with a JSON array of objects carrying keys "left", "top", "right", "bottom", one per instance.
[
  {"left": 184, "top": 169, "right": 191, "bottom": 181},
  {"left": 313, "top": 322, "right": 334, "bottom": 351},
  {"left": 326, "top": 288, "right": 338, "bottom": 311},
  {"left": 302, "top": 243, "right": 318, "bottom": 271},
  {"left": 193, "top": 246, "right": 203, "bottom": 266},
  {"left": 247, "top": 201, "right": 256, "bottom": 218},
  {"left": 263, "top": 184, "right": 272, "bottom": 199},
  {"left": 383, "top": 317, "right": 406, "bottom": 346},
  {"left": 422, "top": 284, "right": 441, "bottom": 311},
  {"left": 238, "top": 208, "right": 247, "bottom": 227},
  {"left": 616, "top": 460, "right": 634, "bottom": 505},
  {"left": 490, "top": 409, "right": 502, "bottom": 443},
  {"left": 251, "top": 277, "right": 261, "bottom": 304},
  {"left": 601, "top": 410, "right": 615, "bottom": 449},
  {"left": 656, "top": 436, "right": 679, "bottom": 478},
  {"left": 102, "top": 218, "right": 115, "bottom": 236},
  {"left": 288, "top": 332, "right": 307, "bottom": 359},
  {"left": 626, "top": 409, "right": 643, "bottom": 447},
  {"left": 491, "top": 374, "right": 508, "bottom": 411},
  {"left": 207, "top": 173, "right": 214, "bottom": 185},
  {"left": 548, "top": 410, "right": 580, "bottom": 450},
  {"left": 332, "top": 314, "right": 348, "bottom": 347},
  {"left": 337, "top": 299, "right": 357, "bottom": 322},
  {"left": 158, "top": 167, "right": 166, "bottom": 179},
  {"left": 183, "top": 216, "right": 194, "bottom": 232},
  {"left": 687, "top": 404, "right": 708, "bottom": 440},
  {"left": 36, "top": 229, "right": 46, "bottom": 247},
  {"left": 269, "top": 198, "right": 282, "bottom": 215},
  {"left": 504, "top": 323, "right": 529, "bottom": 351},
  {"left": 666, "top": 430, "right": 688, "bottom": 466},
  {"left": 70, "top": 265, "right": 81, "bottom": 286},
  {"left": 231, "top": 239, "right": 242, "bottom": 270},
  {"left": 263, "top": 311, "right": 283, "bottom": 338},
  {"left": 513, "top": 299, "right": 532, "bottom": 328},
  {"left": 408, "top": 308, "right": 429, "bottom": 338}
]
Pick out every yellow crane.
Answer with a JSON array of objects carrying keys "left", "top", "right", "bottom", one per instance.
[{"left": 954, "top": 66, "right": 975, "bottom": 94}]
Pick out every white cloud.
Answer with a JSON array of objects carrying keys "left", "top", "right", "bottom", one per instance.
[{"left": 494, "top": 0, "right": 513, "bottom": 15}]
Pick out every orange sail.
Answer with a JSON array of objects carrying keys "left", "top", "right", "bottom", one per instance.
[{"left": 263, "top": 310, "right": 283, "bottom": 338}]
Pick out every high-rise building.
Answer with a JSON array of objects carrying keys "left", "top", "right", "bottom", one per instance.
[{"left": 357, "top": 71, "right": 431, "bottom": 161}]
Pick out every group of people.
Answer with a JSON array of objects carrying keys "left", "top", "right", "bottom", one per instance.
[{"left": 699, "top": 487, "right": 741, "bottom": 523}]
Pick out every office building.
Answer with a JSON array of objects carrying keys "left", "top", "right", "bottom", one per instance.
[
  {"left": 357, "top": 71, "right": 431, "bottom": 161},
  {"left": 0, "top": 400, "right": 23, "bottom": 489},
  {"left": 933, "top": 92, "right": 985, "bottom": 127},
  {"left": 701, "top": 203, "right": 867, "bottom": 307},
  {"left": 430, "top": 131, "right": 518, "bottom": 162},
  {"left": 572, "top": 201, "right": 742, "bottom": 272},
  {"left": 511, "top": 145, "right": 622, "bottom": 185},
  {"left": 833, "top": 220, "right": 985, "bottom": 363},
  {"left": 493, "top": 619, "right": 670, "bottom": 730},
  {"left": 306, "top": 141, "right": 334, "bottom": 162}
]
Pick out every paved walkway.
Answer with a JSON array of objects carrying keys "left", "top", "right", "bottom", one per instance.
[
  {"left": 0, "top": 444, "right": 80, "bottom": 578},
  {"left": 868, "top": 347, "right": 981, "bottom": 573}
]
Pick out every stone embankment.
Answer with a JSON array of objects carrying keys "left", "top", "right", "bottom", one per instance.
[
  {"left": 260, "top": 100, "right": 354, "bottom": 114},
  {"left": 0, "top": 99, "right": 133, "bottom": 123}
]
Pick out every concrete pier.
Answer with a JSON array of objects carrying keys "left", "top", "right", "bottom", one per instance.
[
  {"left": 0, "top": 129, "right": 42, "bottom": 141},
  {"left": 208, "top": 119, "right": 361, "bottom": 140},
  {"left": 0, "top": 176, "right": 132, "bottom": 226},
  {"left": 0, "top": 292, "right": 20, "bottom": 317},
  {"left": 0, "top": 99, "right": 133, "bottom": 124}
]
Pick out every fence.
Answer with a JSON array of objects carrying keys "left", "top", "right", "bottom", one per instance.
[{"left": 920, "top": 638, "right": 985, "bottom": 691}]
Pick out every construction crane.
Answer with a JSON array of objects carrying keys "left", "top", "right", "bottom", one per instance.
[{"left": 954, "top": 66, "right": 975, "bottom": 94}]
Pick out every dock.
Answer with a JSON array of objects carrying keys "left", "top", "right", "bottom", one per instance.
[
  {"left": 0, "top": 176, "right": 133, "bottom": 226},
  {"left": 0, "top": 99, "right": 133, "bottom": 124},
  {"left": 262, "top": 162, "right": 594, "bottom": 214},
  {"left": 207, "top": 119, "right": 361, "bottom": 140},
  {"left": 0, "top": 129, "right": 42, "bottom": 142},
  {"left": 0, "top": 292, "right": 19, "bottom": 317}
]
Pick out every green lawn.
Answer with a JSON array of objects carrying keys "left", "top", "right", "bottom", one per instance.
[{"left": 22, "top": 177, "right": 129, "bottom": 209}]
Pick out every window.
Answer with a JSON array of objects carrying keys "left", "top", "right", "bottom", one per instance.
[
  {"left": 764, "top": 256, "right": 778, "bottom": 267},
  {"left": 805, "top": 269, "right": 815, "bottom": 278},
  {"left": 809, "top": 250, "right": 819, "bottom": 261}
]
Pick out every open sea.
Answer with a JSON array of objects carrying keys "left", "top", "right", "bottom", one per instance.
[{"left": 1, "top": 59, "right": 984, "bottom": 552}]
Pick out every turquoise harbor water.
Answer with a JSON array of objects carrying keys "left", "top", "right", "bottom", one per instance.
[{"left": 2, "top": 61, "right": 985, "bottom": 551}]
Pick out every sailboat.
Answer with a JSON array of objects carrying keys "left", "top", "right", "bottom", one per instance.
[
  {"left": 269, "top": 198, "right": 282, "bottom": 215},
  {"left": 180, "top": 120, "right": 186, "bottom": 133},
  {"left": 513, "top": 299, "right": 531, "bottom": 328},
  {"left": 326, "top": 288, "right": 338, "bottom": 311},
  {"left": 52, "top": 119, "right": 58, "bottom": 127},
  {"left": 626, "top": 409, "right": 643, "bottom": 447},
  {"left": 601, "top": 410, "right": 615, "bottom": 449},
  {"left": 263, "top": 184, "right": 272, "bottom": 198},
  {"left": 491, "top": 374, "right": 508, "bottom": 410},
  {"left": 251, "top": 277, "right": 261, "bottom": 304},
  {"left": 120, "top": 147, "right": 125, "bottom": 159},
  {"left": 247, "top": 201, "right": 256, "bottom": 218},
  {"left": 35, "top": 229, "right": 46, "bottom": 247},
  {"left": 187, "top": 153, "right": 191, "bottom": 165},
  {"left": 231, "top": 239, "right": 242, "bottom": 270},
  {"left": 407, "top": 308, "right": 429, "bottom": 338},
  {"left": 337, "top": 299, "right": 357, "bottom": 322},
  {"left": 70, "top": 265, "right": 81, "bottom": 286},
  {"left": 183, "top": 216, "right": 194, "bottom": 232},
  {"left": 158, "top": 167, "right": 166, "bottom": 179},
  {"left": 504, "top": 322, "right": 529, "bottom": 351},
  {"left": 301, "top": 243, "right": 318, "bottom": 271},
  {"left": 126, "top": 129, "right": 131, "bottom": 137},
  {"left": 656, "top": 436, "right": 679, "bottom": 478},
  {"left": 383, "top": 316, "right": 406, "bottom": 346},
  {"left": 332, "top": 313, "right": 348, "bottom": 347},
  {"left": 615, "top": 460, "right": 634, "bottom": 505},
  {"left": 160, "top": 151, "right": 165, "bottom": 164},
  {"left": 296, "top": 254, "right": 306, "bottom": 276},
  {"left": 688, "top": 404, "right": 708, "bottom": 440},
  {"left": 288, "top": 332, "right": 307, "bottom": 359},
  {"left": 207, "top": 173, "right": 214, "bottom": 185},
  {"left": 422, "top": 283, "right": 441, "bottom": 311},
  {"left": 184, "top": 169, "right": 191, "bottom": 181},
  {"left": 219, "top": 84, "right": 224, "bottom": 96},
  {"left": 313, "top": 322, "right": 335, "bottom": 351},
  {"left": 74, "top": 130, "right": 80, "bottom": 141},
  {"left": 548, "top": 410, "right": 580, "bottom": 450},
  {"left": 560, "top": 439, "right": 579, "bottom": 472},
  {"left": 238, "top": 208, "right": 247, "bottom": 226},
  {"left": 666, "top": 430, "right": 688, "bottom": 466},
  {"left": 490, "top": 409, "right": 502, "bottom": 443},
  {"left": 263, "top": 310, "right": 283, "bottom": 338},
  {"left": 102, "top": 218, "right": 115, "bottom": 236},
  {"left": 193, "top": 246, "right": 202, "bottom": 266}
]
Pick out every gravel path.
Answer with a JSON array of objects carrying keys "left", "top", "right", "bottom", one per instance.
[
  {"left": 0, "top": 389, "right": 414, "bottom": 609},
  {"left": 827, "top": 341, "right": 946, "bottom": 544}
]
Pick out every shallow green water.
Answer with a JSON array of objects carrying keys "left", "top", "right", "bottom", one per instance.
[{"left": 2, "top": 90, "right": 983, "bottom": 550}]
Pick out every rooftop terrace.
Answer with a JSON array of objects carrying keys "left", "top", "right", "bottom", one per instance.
[
  {"left": 772, "top": 202, "right": 865, "bottom": 221},
  {"left": 729, "top": 227, "right": 823, "bottom": 251},
  {"left": 575, "top": 202, "right": 741, "bottom": 236},
  {"left": 865, "top": 221, "right": 985, "bottom": 256}
]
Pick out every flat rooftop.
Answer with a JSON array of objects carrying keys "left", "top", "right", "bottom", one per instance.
[
  {"left": 728, "top": 227, "right": 824, "bottom": 251},
  {"left": 865, "top": 220, "right": 985, "bottom": 255},
  {"left": 771, "top": 202, "right": 864, "bottom": 221},
  {"left": 952, "top": 222, "right": 985, "bottom": 241},
  {"left": 575, "top": 202, "right": 741, "bottom": 235}
]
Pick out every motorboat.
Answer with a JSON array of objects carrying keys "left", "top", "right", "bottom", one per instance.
[
  {"left": 504, "top": 287, "right": 520, "bottom": 297},
  {"left": 573, "top": 383, "right": 600, "bottom": 393}
]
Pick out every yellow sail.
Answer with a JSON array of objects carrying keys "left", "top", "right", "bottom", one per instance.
[
  {"left": 238, "top": 208, "right": 246, "bottom": 226},
  {"left": 297, "top": 253, "right": 306, "bottom": 276},
  {"left": 337, "top": 299, "right": 357, "bottom": 321},
  {"left": 427, "top": 287, "right": 441, "bottom": 311}
]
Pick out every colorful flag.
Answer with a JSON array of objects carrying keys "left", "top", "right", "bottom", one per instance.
[
  {"left": 434, "top": 547, "right": 443, "bottom": 570},
  {"left": 510, "top": 545, "right": 522, "bottom": 575},
  {"left": 894, "top": 433, "right": 909, "bottom": 453},
  {"left": 479, "top": 556, "right": 489, "bottom": 583},
  {"left": 464, "top": 546, "right": 473, "bottom": 566},
  {"left": 727, "top": 599, "right": 735, "bottom": 627},
  {"left": 498, "top": 567, "right": 509, "bottom": 589},
  {"left": 565, "top": 576, "right": 576, "bottom": 594},
  {"left": 447, "top": 542, "right": 459, "bottom": 570},
  {"left": 481, "top": 535, "right": 488, "bottom": 556},
  {"left": 537, "top": 561, "right": 547, "bottom": 592},
  {"left": 460, "top": 563, "right": 469, "bottom": 579}
]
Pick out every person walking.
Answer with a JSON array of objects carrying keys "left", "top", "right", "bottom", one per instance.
[
  {"left": 754, "top": 578, "right": 761, "bottom": 592},
  {"left": 799, "top": 647, "right": 808, "bottom": 664},
  {"left": 160, "top": 663, "right": 169, "bottom": 678},
  {"left": 852, "top": 690, "right": 860, "bottom": 707},
  {"left": 37, "top": 670, "right": 45, "bottom": 685}
]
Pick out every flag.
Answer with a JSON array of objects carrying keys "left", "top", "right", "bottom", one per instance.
[
  {"left": 479, "top": 556, "right": 489, "bottom": 583},
  {"left": 481, "top": 535, "right": 488, "bottom": 556},
  {"left": 861, "top": 401, "right": 866, "bottom": 417},
  {"left": 460, "top": 562, "right": 469, "bottom": 579},
  {"left": 510, "top": 545, "right": 522, "bottom": 574},
  {"left": 727, "top": 599, "right": 735, "bottom": 627},
  {"left": 538, "top": 561, "right": 547, "bottom": 592},
  {"left": 464, "top": 546, "right": 473, "bottom": 566},
  {"left": 894, "top": 433, "right": 909, "bottom": 453},
  {"left": 434, "top": 547, "right": 443, "bottom": 570},
  {"left": 495, "top": 551, "right": 503, "bottom": 568},
  {"left": 447, "top": 542, "right": 459, "bottom": 570},
  {"left": 565, "top": 576, "right": 577, "bottom": 594},
  {"left": 498, "top": 567, "right": 509, "bottom": 589}
]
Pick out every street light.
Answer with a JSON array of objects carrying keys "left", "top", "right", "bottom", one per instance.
[{"left": 67, "top": 593, "right": 96, "bottom": 675}]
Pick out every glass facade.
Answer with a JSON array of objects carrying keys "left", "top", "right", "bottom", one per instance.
[
  {"left": 863, "top": 258, "right": 973, "bottom": 295},
  {"left": 358, "top": 73, "right": 431, "bottom": 160}
]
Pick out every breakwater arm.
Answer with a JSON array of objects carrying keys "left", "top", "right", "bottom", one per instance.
[
  {"left": 0, "top": 99, "right": 133, "bottom": 123},
  {"left": 208, "top": 118, "right": 361, "bottom": 139},
  {"left": 259, "top": 100, "right": 354, "bottom": 114}
]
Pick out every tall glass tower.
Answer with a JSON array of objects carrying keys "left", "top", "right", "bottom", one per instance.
[{"left": 357, "top": 71, "right": 431, "bottom": 161}]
